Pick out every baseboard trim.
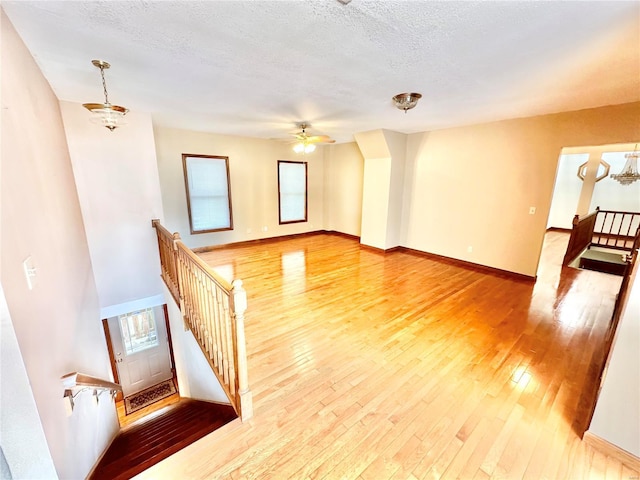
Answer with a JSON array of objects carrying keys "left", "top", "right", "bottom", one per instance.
[
  {"left": 584, "top": 431, "right": 640, "bottom": 471},
  {"left": 192, "top": 230, "right": 326, "bottom": 253},
  {"left": 359, "top": 244, "right": 401, "bottom": 254},
  {"left": 192, "top": 232, "right": 536, "bottom": 282},
  {"left": 396, "top": 246, "right": 536, "bottom": 283},
  {"left": 324, "top": 230, "right": 361, "bottom": 241}
]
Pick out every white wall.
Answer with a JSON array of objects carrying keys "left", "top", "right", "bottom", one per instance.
[
  {"left": 60, "top": 102, "right": 165, "bottom": 313},
  {"left": 323, "top": 143, "right": 364, "bottom": 237},
  {"left": 154, "top": 127, "right": 325, "bottom": 249},
  {"left": 590, "top": 150, "right": 640, "bottom": 213},
  {"left": 547, "top": 153, "right": 589, "bottom": 229},
  {"left": 0, "top": 284, "right": 57, "bottom": 479},
  {"left": 163, "top": 285, "right": 229, "bottom": 404},
  {"left": 589, "top": 260, "right": 640, "bottom": 456},
  {"left": 1, "top": 11, "right": 118, "bottom": 478}
]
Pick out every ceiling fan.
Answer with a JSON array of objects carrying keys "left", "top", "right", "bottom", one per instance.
[{"left": 289, "top": 123, "right": 335, "bottom": 154}]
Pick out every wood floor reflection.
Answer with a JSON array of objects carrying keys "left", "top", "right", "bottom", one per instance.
[{"left": 136, "top": 232, "right": 634, "bottom": 479}]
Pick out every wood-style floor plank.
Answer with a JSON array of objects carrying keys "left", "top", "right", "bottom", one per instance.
[{"left": 134, "top": 232, "right": 637, "bottom": 479}]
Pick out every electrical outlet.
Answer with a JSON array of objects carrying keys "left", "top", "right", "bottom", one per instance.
[
  {"left": 262, "top": 226, "right": 268, "bottom": 232},
  {"left": 467, "top": 246, "right": 473, "bottom": 253},
  {"left": 247, "top": 228, "right": 252, "bottom": 234},
  {"left": 529, "top": 207, "right": 536, "bottom": 215}
]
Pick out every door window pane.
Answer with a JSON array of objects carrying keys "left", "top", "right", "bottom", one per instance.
[{"left": 119, "top": 308, "right": 158, "bottom": 355}]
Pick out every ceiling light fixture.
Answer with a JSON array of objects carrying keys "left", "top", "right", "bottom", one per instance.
[
  {"left": 610, "top": 144, "right": 640, "bottom": 186},
  {"left": 83, "top": 60, "right": 128, "bottom": 131},
  {"left": 392, "top": 92, "right": 422, "bottom": 113},
  {"left": 293, "top": 142, "right": 316, "bottom": 154}
]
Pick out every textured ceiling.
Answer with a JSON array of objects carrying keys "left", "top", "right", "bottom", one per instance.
[{"left": 3, "top": 0, "right": 639, "bottom": 143}]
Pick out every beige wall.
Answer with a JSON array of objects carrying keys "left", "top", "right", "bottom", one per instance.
[
  {"left": 60, "top": 102, "right": 165, "bottom": 313},
  {"left": 323, "top": 143, "right": 364, "bottom": 237},
  {"left": 154, "top": 127, "right": 325, "bottom": 249},
  {"left": 1, "top": 11, "right": 118, "bottom": 479},
  {"left": 402, "top": 102, "right": 640, "bottom": 277}
]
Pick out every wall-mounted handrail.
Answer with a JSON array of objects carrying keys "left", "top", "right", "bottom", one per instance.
[
  {"left": 151, "top": 220, "right": 253, "bottom": 421},
  {"left": 61, "top": 372, "right": 122, "bottom": 413}
]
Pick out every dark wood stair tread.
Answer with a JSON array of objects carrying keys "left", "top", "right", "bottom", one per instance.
[{"left": 90, "top": 398, "right": 237, "bottom": 480}]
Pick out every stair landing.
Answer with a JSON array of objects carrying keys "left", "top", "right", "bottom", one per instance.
[
  {"left": 90, "top": 398, "right": 237, "bottom": 480},
  {"left": 578, "top": 249, "right": 628, "bottom": 276}
]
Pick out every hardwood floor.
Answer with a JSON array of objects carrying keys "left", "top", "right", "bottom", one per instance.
[{"left": 135, "top": 232, "right": 635, "bottom": 479}]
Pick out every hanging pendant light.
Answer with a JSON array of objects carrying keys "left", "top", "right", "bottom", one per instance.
[
  {"left": 610, "top": 144, "right": 640, "bottom": 186},
  {"left": 83, "top": 60, "right": 128, "bottom": 131}
]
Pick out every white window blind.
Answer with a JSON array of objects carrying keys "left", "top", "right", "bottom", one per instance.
[
  {"left": 278, "top": 161, "right": 307, "bottom": 224},
  {"left": 183, "top": 155, "right": 233, "bottom": 233}
]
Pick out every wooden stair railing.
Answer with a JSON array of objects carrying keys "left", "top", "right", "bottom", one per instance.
[
  {"left": 563, "top": 210, "right": 599, "bottom": 266},
  {"left": 592, "top": 208, "right": 640, "bottom": 251},
  {"left": 563, "top": 207, "right": 640, "bottom": 266},
  {"left": 151, "top": 219, "right": 253, "bottom": 421}
]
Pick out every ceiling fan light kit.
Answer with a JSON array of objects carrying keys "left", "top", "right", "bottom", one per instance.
[
  {"left": 291, "top": 123, "right": 334, "bottom": 154},
  {"left": 392, "top": 92, "right": 422, "bottom": 113},
  {"left": 83, "top": 59, "right": 129, "bottom": 131}
]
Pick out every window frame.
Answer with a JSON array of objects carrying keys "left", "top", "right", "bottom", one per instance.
[
  {"left": 182, "top": 154, "right": 234, "bottom": 234},
  {"left": 277, "top": 160, "right": 308, "bottom": 225}
]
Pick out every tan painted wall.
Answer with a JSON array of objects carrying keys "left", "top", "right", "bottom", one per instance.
[
  {"left": 154, "top": 127, "right": 325, "bottom": 249},
  {"left": 402, "top": 102, "right": 640, "bottom": 277},
  {"left": 323, "top": 143, "right": 364, "bottom": 237},
  {"left": 1, "top": 11, "right": 118, "bottom": 479}
]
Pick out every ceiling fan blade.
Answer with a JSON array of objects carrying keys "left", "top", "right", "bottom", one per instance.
[{"left": 306, "top": 135, "right": 335, "bottom": 144}]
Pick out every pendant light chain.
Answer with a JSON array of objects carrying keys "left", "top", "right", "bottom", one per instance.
[{"left": 100, "top": 65, "right": 110, "bottom": 105}]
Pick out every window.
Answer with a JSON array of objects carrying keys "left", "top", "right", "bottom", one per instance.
[
  {"left": 119, "top": 308, "right": 158, "bottom": 355},
  {"left": 182, "top": 154, "right": 233, "bottom": 234},
  {"left": 278, "top": 160, "right": 308, "bottom": 224}
]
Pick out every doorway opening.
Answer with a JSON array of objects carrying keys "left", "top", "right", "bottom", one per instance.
[{"left": 102, "top": 304, "right": 179, "bottom": 427}]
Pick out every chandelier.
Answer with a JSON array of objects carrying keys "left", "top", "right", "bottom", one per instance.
[
  {"left": 610, "top": 144, "right": 640, "bottom": 186},
  {"left": 83, "top": 60, "right": 129, "bottom": 131},
  {"left": 392, "top": 92, "right": 422, "bottom": 113}
]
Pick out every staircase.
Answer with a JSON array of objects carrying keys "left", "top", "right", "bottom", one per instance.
[{"left": 90, "top": 399, "right": 237, "bottom": 480}]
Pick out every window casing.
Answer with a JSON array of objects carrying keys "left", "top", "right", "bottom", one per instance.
[
  {"left": 182, "top": 154, "right": 233, "bottom": 234},
  {"left": 278, "top": 160, "right": 308, "bottom": 224}
]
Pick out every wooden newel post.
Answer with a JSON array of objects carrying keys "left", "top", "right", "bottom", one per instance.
[{"left": 231, "top": 279, "right": 253, "bottom": 421}]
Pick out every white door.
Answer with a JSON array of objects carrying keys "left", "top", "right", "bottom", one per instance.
[{"left": 107, "top": 305, "right": 173, "bottom": 397}]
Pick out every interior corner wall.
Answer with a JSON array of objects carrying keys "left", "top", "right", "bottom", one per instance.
[
  {"left": 360, "top": 157, "right": 392, "bottom": 249},
  {"left": 402, "top": 102, "right": 640, "bottom": 277},
  {"left": 59, "top": 102, "right": 165, "bottom": 312},
  {"left": 1, "top": 11, "right": 118, "bottom": 479},
  {"left": 382, "top": 130, "right": 407, "bottom": 249},
  {"left": 323, "top": 142, "right": 364, "bottom": 237},
  {"left": 154, "top": 127, "right": 325, "bottom": 250}
]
